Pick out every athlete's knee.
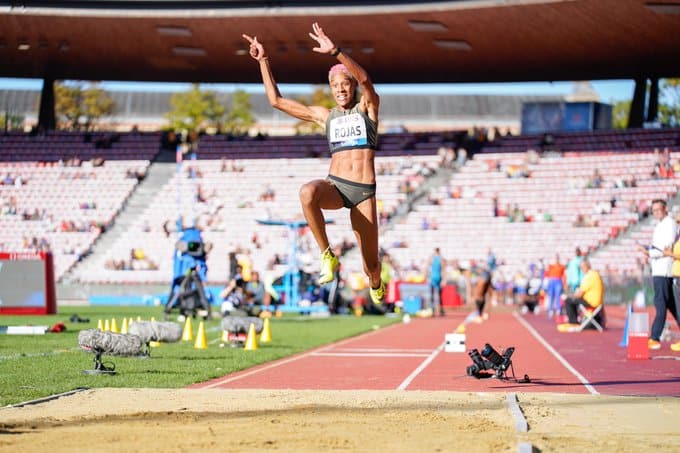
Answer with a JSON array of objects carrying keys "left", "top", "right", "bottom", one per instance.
[{"left": 299, "top": 182, "right": 318, "bottom": 206}]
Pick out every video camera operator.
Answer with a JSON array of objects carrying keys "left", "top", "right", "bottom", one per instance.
[
  {"left": 220, "top": 265, "right": 261, "bottom": 317},
  {"left": 164, "top": 226, "right": 213, "bottom": 319}
]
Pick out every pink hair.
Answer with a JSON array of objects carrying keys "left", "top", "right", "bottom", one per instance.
[{"left": 328, "top": 64, "right": 355, "bottom": 82}]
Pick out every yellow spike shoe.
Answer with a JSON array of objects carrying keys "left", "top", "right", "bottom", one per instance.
[
  {"left": 318, "top": 248, "right": 339, "bottom": 285},
  {"left": 370, "top": 280, "right": 386, "bottom": 305}
]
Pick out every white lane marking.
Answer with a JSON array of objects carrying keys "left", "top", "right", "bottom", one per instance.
[
  {"left": 327, "top": 347, "right": 434, "bottom": 353},
  {"left": 513, "top": 312, "right": 599, "bottom": 395},
  {"left": 198, "top": 322, "right": 402, "bottom": 389},
  {"left": 396, "top": 343, "right": 444, "bottom": 391},
  {"left": 311, "top": 352, "right": 430, "bottom": 357}
]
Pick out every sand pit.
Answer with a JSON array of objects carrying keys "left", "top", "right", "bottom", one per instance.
[{"left": 1, "top": 389, "right": 679, "bottom": 452}]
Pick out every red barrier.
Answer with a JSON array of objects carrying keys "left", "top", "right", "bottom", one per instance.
[{"left": 442, "top": 285, "right": 463, "bottom": 307}]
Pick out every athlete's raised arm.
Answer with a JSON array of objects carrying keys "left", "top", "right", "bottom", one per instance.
[
  {"left": 242, "top": 33, "right": 328, "bottom": 127},
  {"left": 308, "top": 22, "right": 379, "bottom": 121}
]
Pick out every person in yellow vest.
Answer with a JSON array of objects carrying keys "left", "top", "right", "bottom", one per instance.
[{"left": 557, "top": 259, "right": 605, "bottom": 332}]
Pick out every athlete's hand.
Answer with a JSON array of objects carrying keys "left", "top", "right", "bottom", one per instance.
[
  {"left": 242, "top": 34, "right": 266, "bottom": 61},
  {"left": 309, "top": 22, "right": 336, "bottom": 54}
]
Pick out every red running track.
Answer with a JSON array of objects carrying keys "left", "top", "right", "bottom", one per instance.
[{"left": 191, "top": 307, "right": 679, "bottom": 396}]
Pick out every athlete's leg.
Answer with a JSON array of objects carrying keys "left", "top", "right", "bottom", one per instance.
[
  {"left": 299, "top": 179, "right": 344, "bottom": 251},
  {"left": 350, "top": 197, "right": 381, "bottom": 288}
]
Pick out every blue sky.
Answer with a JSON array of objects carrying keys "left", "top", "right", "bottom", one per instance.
[{"left": 0, "top": 77, "right": 634, "bottom": 104}]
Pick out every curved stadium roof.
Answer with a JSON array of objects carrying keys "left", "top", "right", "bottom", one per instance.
[{"left": 0, "top": 0, "right": 678, "bottom": 84}]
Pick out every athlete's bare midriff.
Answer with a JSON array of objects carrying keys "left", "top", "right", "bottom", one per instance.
[{"left": 328, "top": 148, "right": 376, "bottom": 184}]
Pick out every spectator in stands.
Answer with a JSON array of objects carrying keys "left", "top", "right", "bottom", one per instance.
[
  {"left": 243, "top": 23, "right": 385, "bottom": 306},
  {"left": 259, "top": 184, "right": 276, "bottom": 202},
  {"left": 508, "top": 204, "right": 526, "bottom": 223},
  {"left": 1, "top": 196, "right": 18, "bottom": 216},
  {"left": 593, "top": 199, "right": 612, "bottom": 215},
  {"left": 637, "top": 199, "right": 677, "bottom": 350},
  {"left": 455, "top": 148, "right": 468, "bottom": 167},
  {"left": 1, "top": 173, "right": 14, "bottom": 185},
  {"left": 542, "top": 210, "right": 553, "bottom": 222},
  {"left": 505, "top": 163, "right": 530, "bottom": 179},
  {"left": 587, "top": 169, "right": 604, "bottom": 189},
  {"left": 126, "top": 167, "right": 146, "bottom": 182},
  {"left": 492, "top": 195, "right": 499, "bottom": 217},
  {"left": 450, "top": 185, "right": 462, "bottom": 199},
  {"left": 672, "top": 159, "right": 680, "bottom": 176},
  {"left": 573, "top": 212, "right": 597, "bottom": 228},
  {"left": 557, "top": 259, "right": 605, "bottom": 332},
  {"left": 652, "top": 148, "right": 674, "bottom": 179}
]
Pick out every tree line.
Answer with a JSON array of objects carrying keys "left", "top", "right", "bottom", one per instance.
[
  {"left": 2, "top": 80, "right": 678, "bottom": 133},
  {"left": 49, "top": 82, "right": 334, "bottom": 135}
]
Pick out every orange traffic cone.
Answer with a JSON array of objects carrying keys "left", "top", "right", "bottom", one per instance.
[
  {"left": 260, "top": 318, "right": 272, "bottom": 343},
  {"left": 244, "top": 323, "right": 258, "bottom": 350},
  {"left": 182, "top": 317, "right": 194, "bottom": 342},
  {"left": 194, "top": 321, "right": 208, "bottom": 349}
]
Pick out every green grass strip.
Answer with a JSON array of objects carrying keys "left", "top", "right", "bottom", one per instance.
[{"left": 0, "top": 306, "right": 399, "bottom": 406}]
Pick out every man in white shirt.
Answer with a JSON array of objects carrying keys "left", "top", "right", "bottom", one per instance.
[{"left": 637, "top": 199, "right": 678, "bottom": 350}]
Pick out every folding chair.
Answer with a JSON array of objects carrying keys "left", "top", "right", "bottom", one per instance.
[{"left": 578, "top": 304, "right": 604, "bottom": 332}]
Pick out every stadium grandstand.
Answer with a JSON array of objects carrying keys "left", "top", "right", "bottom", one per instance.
[{"left": 0, "top": 0, "right": 679, "bottom": 304}]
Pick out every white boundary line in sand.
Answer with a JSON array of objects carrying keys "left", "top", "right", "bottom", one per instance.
[
  {"left": 507, "top": 392, "right": 534, "bottom": 452},
  {"left": 396, "top": 343, "right": 445, "bottom": 390},
  {"left": 6, "top": 388, "right": 89, "bottom": 409},
  {"left": 513, "top": 312, "right": 599, "bottom": 395},
  {"left": 198, "top": 322, "right": 403, "bottom": 389},
  {"left": 506, "top": 393, "right": 528, "bottom": 432}
]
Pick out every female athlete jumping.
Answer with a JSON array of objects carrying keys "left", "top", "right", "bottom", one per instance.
[{"left": 243, "top": 22, "right": 384, "bottom": 304}]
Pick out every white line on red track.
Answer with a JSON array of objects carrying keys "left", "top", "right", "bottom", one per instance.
[
  {"left": 311, "top": 352, "right": 430, "bottom": 357},
  {"left": 197, "top": 322, "right": 403, "bottom": 389},
  {"left": 513, "top": 312, "right": 599, "bottom": 395},
  {"left": 326, "top": 347, "right": 434, "bottom": 353},
  {"left": 396, "top": 343, "right": 445, "bottom": 391}
]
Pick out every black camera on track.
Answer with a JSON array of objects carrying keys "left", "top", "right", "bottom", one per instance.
[{"left": 466, "top": 343, "right": 516, "bottom": 379}]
